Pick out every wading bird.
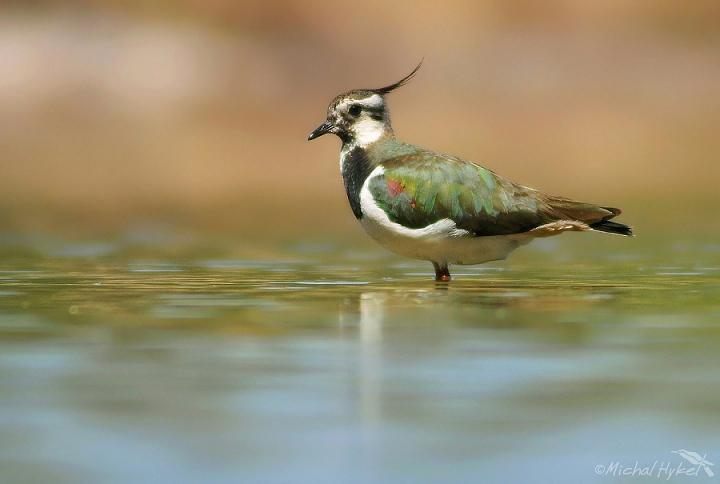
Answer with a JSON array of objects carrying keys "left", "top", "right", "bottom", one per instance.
[{"left": 308, "top": 62, "right": 632, "bottom": 281}]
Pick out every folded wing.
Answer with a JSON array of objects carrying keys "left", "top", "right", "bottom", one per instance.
[{"left": 368, "top": 151, "right": 626, "bottom": 236}]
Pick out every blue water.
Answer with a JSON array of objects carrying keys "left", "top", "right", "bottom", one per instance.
[{"left": 0, "top": 237, "right": 719, "bottom": 483}]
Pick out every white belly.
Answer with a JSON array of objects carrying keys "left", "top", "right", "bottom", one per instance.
[{"left": 358, "top": 168, "right": 533, "bottom": 265}]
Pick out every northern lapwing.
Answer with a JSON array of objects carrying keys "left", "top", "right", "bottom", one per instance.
[{"left": 308, "top": 62, "right": 632, "bottom": 281}]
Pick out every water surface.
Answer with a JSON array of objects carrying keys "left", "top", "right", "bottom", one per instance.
[{"left": 0, "top": 236, "right": 719, "bottom": 483}]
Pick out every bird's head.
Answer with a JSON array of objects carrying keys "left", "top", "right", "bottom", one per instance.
[{"left": 308, "top": 61, "right": 422, "bottom": 148}]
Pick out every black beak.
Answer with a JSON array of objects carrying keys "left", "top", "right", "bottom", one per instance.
[{"left": 308, "top": 121, "right": 333, "bottom": 141}]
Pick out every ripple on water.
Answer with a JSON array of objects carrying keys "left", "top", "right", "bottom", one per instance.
[
  {"left": 197, "top": 260, "right": 304, "bottom": 270},
  {"left": 150, "top": 306, "right": 218, "bottom": 319},
  {"left": 493, "top": 291, "right": 532, "bottom": 299},
  {"left": 128, "top": 262, "right": 184, "bottom": 273},
  {"left": 156, "top": 293, "right": 283, "bottom": 308},
  {"left": 655, "top": 271, "right": 704, "bottom": 276},
  {"left": 151, "top": 293, "right": 284, "bottom": 319},
  {"left": 293, "top": 281, "right": 369, "bottom": 286},
  {"left": 582, "top": 293, "right": 614, "bottom": 301}
]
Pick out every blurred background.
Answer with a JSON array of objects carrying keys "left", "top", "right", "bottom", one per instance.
[
  {"left": 1, "top": 0, "right": 719, "bottom": 240},
  {"left": 2, "top": 3, "right": 720, "bottom": 483}
]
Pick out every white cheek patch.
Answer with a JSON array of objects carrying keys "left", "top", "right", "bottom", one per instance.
[{"left": 352, "top": 118, "right": 386, "bottom": 146}]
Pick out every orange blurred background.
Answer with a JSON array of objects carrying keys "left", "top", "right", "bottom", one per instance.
[{"left": 1, "top": 0, "right": 718, "bottom": 238}]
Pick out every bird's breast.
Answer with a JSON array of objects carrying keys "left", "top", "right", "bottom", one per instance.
[{"left": 339, "top": 146, "right": 375, "bottom": 219}]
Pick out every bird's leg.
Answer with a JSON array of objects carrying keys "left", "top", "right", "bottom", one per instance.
[{"left": 432, "top": 262, "right": 451, "bottom": 282}]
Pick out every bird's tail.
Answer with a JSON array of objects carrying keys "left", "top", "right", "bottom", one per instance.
[
  {"left": 589, "top": 219, "right": 633, "bottom": 236},
  {"left": 547, "top": 200, "right": 633, "bottom": 237}
]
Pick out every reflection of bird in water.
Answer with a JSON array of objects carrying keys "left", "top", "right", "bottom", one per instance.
[
  {"left": 337, "top": 291, "right": 387, "bottom": 429},
  {"left": 308, "top": 61, "right": 632, "bottom": 282},
  {"left": 672, "top": 449, "right": 715, "bottom": 477},
  {"left": 359, "top": 292, "right": 385, "bottom": 430}
]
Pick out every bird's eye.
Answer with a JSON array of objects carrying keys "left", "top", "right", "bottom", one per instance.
[{"left": 348, "top": 104, "right": 362, "bottom": 116}]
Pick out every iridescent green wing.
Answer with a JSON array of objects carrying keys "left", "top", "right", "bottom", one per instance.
[{"left": 368, "top": 151, "right": 558, "bottom": 236}]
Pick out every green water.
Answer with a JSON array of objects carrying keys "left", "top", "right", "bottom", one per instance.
[{"left": 0, "top": 234, "right": 719, "bottom": 483}]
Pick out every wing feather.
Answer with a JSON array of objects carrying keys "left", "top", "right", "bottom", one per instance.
[{"left": 369, "top": 150, "right": 619, "bottom": 236}]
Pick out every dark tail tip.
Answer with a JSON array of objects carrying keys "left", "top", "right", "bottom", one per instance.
[{"left": 590, "top": 220, "right": 633, "bottom": 236}]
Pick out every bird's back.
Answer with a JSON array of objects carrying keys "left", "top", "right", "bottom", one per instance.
[{"left": 366, "top": 142, "right": 631, "bottom": 236}]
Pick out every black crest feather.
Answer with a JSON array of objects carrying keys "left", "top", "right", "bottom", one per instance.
[{"left": 371, "top": 60, "right": 423, "bottom": 95}]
